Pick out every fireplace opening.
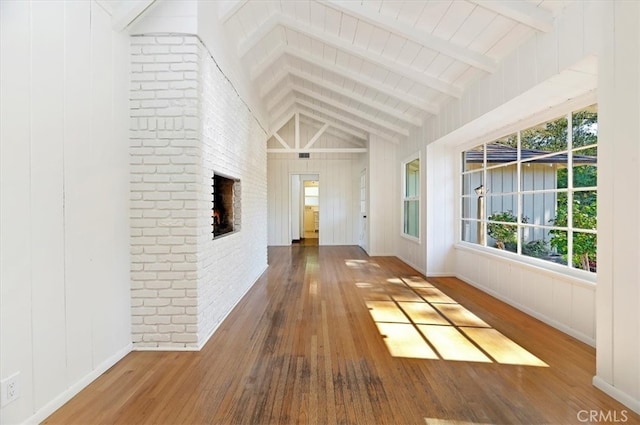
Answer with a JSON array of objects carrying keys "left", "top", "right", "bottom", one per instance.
[{"left": 212, "top": 173, "right": 240, "bottom": 238}]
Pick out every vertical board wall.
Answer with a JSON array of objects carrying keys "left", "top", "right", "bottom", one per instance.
[
  {"left": 268, "top": 154, "right": 362, "bottom": 246},
  {"left": 0, "top": 2, "right": 131, "bottom": 423}
]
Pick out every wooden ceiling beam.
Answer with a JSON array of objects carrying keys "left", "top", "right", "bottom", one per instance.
[
  {"left": 257, "top": 47, "right": 438, "bottom": 114},
  {"left": 296, "top": 99, "right": 401, "bottom": 144},
  {"left": 321, "top": 0, "right": 498, "bottom": 73},
  {"left": 293, "top": 85, "right": 410, "bottom": 137},
  {"left": 287, "top": 67, "right": 422, "bottom": 127},
  {"left": 468, "top": 0, "right": 554, "bottom": 33},
  {"left": 245, "top": 14, "right": 462, "bottom": 98}
]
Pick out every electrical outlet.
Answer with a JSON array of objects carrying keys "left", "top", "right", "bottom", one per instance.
[{"left": 1, "top": 372, "right": 20, "bottom": 406}]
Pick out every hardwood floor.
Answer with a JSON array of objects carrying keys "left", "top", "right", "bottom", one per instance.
[{"left": 45, "top": 246, "right": 637, "bottom": 425}]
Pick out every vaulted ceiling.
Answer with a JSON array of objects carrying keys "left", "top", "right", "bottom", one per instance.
[{"left": 217, "top": 0, "right": 564, "bottom": 145}]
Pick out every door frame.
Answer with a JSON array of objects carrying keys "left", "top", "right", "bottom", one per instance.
[{"left": 289, "top": 173, "right": 320, "bottom": 244}]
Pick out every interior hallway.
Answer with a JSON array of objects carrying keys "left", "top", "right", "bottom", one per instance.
[{"left": 44, "top": 246, "right": 636, "bottom": 424}]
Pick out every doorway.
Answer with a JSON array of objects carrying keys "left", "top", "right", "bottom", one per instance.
[
  {"left": 290, "top": 174, "right": 319, "bottom": 245},
  {"left": 303, "top": 180, "right": 319, "bottom": 241},
  {"left": 359, "top": 169, "right": 367, "bottom": 250}
]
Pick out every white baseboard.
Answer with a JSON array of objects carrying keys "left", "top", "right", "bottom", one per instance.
[
  {"left": 132, "top": 345, "right": 200, "bottom": 352},
  {"left": 197, "top": 263, "right": 269, "bottom": 350},
  {"left": 593, "top": 376, "right": 640, "bottom": 415},
  {"left": 455, "top": 272, "right": 596, "bottom": 347},
  {"left": 26, "top": 343, "right": 133, "bottom": 425},
  {"left": 395, "top": 255, "right": 426, "bottom": 276}
]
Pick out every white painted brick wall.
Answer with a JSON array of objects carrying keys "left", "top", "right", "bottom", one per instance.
[
  {"left": 197, "top": 40, "right": 268, "bottom": 344},
  {"left": 130, "top": 34, "right": 268, "bottom": 349},
  {"left": 130, "top": 35, "right": 201, "bottom": 349}
]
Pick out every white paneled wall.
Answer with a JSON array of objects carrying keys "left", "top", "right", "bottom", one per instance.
[
  {"left": 0, "top": 2, "right": 131, "bottom": 424},
  {"left": 268, "top": 154, "right": 362, "bottom": 246},
  {"left": 417, "top": 0, "right": 639, "bottom": 414},
  {"left": 425, "top": 141, "right": 456, "bottom": 276},
  {"left": 267, "top": 120, "right": 365, "bottom": 246},
  {"left": 455, "top": 247, "right": 595, "bottom": 345},
  {"left": 367, "top": 136, "right": 398, "bottom": 256},
  {"left": 594, "top": 1, "right": 640, "bottom": 413}
]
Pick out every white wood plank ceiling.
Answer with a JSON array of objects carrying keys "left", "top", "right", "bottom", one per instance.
[{"left": 218, "top": 0, "right": 564, "bottom": 145}]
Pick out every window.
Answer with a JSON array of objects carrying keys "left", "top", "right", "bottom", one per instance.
[
  {"left": 403, "top": 156, "right": 420, "bottom": 239},
  {"left": 304, "top": 185, "right": 319, "bottom": 206},
  {"left": 460, "top": 104, "right": 597, "bottom": 273},
  {"left": 212, "top": 173, "right": 240, "bottom": 238}
]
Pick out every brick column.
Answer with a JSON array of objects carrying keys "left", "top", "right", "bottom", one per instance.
[{"left": 129, "top": 35, "right": 201, "bottom": 349}]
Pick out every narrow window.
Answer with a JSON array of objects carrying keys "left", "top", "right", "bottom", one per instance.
[{"left": 403, "top": 156, "right": 420, "bottom": 240}]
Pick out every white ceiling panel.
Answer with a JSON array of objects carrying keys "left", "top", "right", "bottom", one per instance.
[
  {"left": 293, "top": 1, "right": 311, "bottom": 22},
  {"left": 427, "top": 55, "right": 456, "bottom": 80},
  {"left": 383, "top": 33, "right": 408, "bottom": 62},
  {"left": 323, "top": 4, "right": 341, "bottom": 35},
  {"left": 353, "top": 20, "right": 375, "bottom": 49},
  {"left": 279, "top": 1, "right": 296, "bottom": 17},
  {"left": 322, "top": 45, "right": 338, "bottom": 63},
  {"left": 218, "top": 0, "right": 556, "bottom": 143},
  {"left": 396, "top": 40, "right": 422, "bottom": 66},
  {"left": 486, "top": 24, "right": 534, "bottom": 59},
  {"left": 396, "top": 1, "right": 428, "bottom": 26},
  {"left": 368, "top": 26, "right": 390, "bottom": 55},
  {"left": 338, "top": 12, "right": 358, "bottom": 42},
  {"left": 433, "top": 1, "right": 476, "bottom": 41},
  {"left": 449, "top": 5, "right": 496, "bottom": 48},
  {"left": 378, "top": 0, "right": 403, "bottom": 18},
  {"left": 468, "top": 15, "right": 517, "bottom": 56},
  {"left": 411, "top": 47, "right": 438, "bottom": 72},
  {"left": 413, "top": 1, "right": 454, "bottom": 34}
]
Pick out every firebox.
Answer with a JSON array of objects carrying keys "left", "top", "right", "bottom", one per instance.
[{"left": 212, "top": 173, "right": 240, "bottom": 238}]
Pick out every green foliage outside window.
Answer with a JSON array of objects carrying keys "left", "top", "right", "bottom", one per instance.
[{"left": 487, "top": 210, "right": 524, "bottom": 251}]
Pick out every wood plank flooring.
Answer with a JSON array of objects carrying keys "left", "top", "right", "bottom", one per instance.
[{"left": 44, "top": 246, "right": 638, "bottom": 425}]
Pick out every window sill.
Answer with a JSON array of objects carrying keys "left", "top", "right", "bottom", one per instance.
[
  {"left": 401, "top": 233, "right": 421, "bottom": 244},
  {"left": 454, "top": 241, "right": 596, "bottom": 287}
]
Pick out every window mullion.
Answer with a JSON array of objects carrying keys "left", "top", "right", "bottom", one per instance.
[
  {"left": 482, "top": 144, "right": 487, "bottom": 247},
  {"left": 516, "top": 130, "right": 522, "bottom": 255},
  {"left": 567, "top": 112, "right": 574, "bottom": 268}
]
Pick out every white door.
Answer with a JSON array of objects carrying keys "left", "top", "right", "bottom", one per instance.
[{"left": 359, "top": 169, "right": 367, "bottom": 250}]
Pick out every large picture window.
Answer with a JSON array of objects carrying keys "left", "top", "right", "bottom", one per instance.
[
  {"left": 460, "top": 105, "right": 597, "bottom": 273},
  {"left": 403, "top": 156, "right": 420, "bottom": 240}
]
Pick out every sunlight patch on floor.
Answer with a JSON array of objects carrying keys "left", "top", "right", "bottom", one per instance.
[
  {"left": 360, "top": 276, "right": 548, "bottom": 367},
  {"left": 402, "top": 276, "right": 434, "bottom": 288},
  {"left": 366, "top": 301, "right": 410, "bottom": 323},
  {"left": 413, "top": 287, "right": 457, "bottom": 303},
  {"left": 345, "top": 259, "right": 379, "bottom": 268},
  {"left": 461, "top": 327, "right": 548, "bottom": 367},
  {"left": 431, "top": 304, "right": 490, "bottom": 328},
  {"left": 417, "top": 325, "right": 491, "bottom": 363},
  {"left": 397, "top": 302, "right": 449, "bottom": 325},
  {"left": 375, "top": 322, "right": 438, "bottom": 359}
]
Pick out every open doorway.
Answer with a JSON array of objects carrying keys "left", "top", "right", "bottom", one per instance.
[
  {"left": 290, "top": 174, "right": 319, "bottom": 245},
  {"left": 303, "top": 180, "right": 319, "bottom": 241}
]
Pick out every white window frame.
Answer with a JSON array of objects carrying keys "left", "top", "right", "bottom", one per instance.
[
  {"left": 401, "top": 152, "right": 421, "bottom": 242},
  {"left": 458, "top": 100, "right": 597, "bottom": 279}
]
